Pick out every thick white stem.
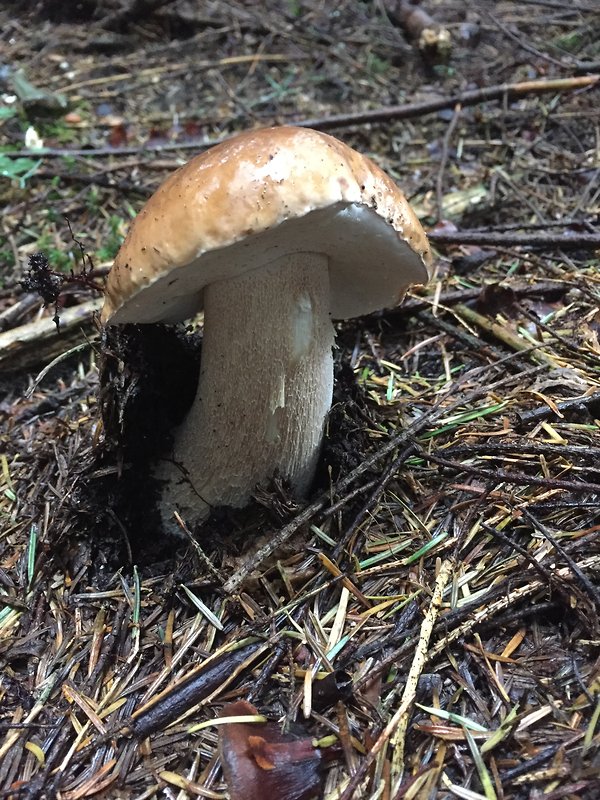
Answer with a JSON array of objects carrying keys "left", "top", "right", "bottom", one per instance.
[{"left": 158, "top": 253, "right": 334, "bottom": 528}]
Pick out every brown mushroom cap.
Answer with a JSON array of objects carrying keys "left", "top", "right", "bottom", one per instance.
[{"left": 102, "top": 126, "right": 431, "bottom": 325}]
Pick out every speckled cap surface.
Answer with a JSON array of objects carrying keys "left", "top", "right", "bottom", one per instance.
[{"left": 102, "top": 126, "right": 431, "bottom": 324}]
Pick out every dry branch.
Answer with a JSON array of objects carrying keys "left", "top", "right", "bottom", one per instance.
[
  {"left": 3, "top": 75, "right": 597, "bottom": 159},
  {"left": 515, "top": 391, "right": 600, "bottom": 428},
  {"left": 427, "top": 556, "right": 600, "bottom": 665},
  {"left": 454, "top": 303, "right": 561, "bottom": 368},
  {"left": 428, "top": 230, "right": 600, "bottom": 249},
  {"left": 414, "top": 445, "right": 600, "bottom": 494},
  {"left": 301, "top": 74, "right": 599, "bottom": 132},
  {"left": 0, "top": 299, "right": 101, "bottom": 372}
]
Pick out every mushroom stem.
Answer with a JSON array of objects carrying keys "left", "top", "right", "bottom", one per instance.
[{"left": 158, "top": 253, "right": 334, "bottom": 528}]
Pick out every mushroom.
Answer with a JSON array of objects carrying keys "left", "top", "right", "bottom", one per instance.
[{"left": 102, "top": 126, "right": 431, "bottom": 530}]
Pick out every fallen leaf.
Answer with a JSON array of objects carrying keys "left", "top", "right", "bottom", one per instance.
[{"left": 219, "top": 700, "right": 331, "bottom": 800}]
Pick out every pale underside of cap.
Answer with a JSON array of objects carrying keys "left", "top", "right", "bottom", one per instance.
[{"left": 102, "top": 126, "right": 432, "bottom": 324}]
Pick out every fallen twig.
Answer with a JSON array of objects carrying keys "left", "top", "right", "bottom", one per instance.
[
  {"left": 338, "top": 560, "right": 453, "bottom": 799},
  {"left": 0, "top": 293, "right": 41, "bottom": 332},
  {"left": 487, "top": 10, "right": 566, "bottom": 69},
  {"left": 380, "top": 281, "right": 568, "bottom": 319},
  {"left": 0, "top": 299, "right": 101, "bottom": 371},
  {"left": 416, "top": 308, "right": 534, "bottom": 371},
  {"left": 352, "top": 555, "right": 600, "bottom": 697},
  {"left": 4, "top": 75, "right": 597, "bottom": 159},
  {"left": 453, "top": 303, "right": 561, "bottom": 368},
  {"left": 515, "top": 391, "right": 600, "bottom": 428},
  {"left": 428, "top": 230, "right": 600, "bottom": 249},
  {"left": 426, "top": 557, "right": 600, "bottom": 662},
  {"left": 127, "top": 639, "right": 265, "bottom": 737},
  {"left": 443, "top": 440, "right": 600, "bottom": 462},
  {"left": 519, "top": 508, "right": 600, "bottom": 610},
  {"left": 299, "top": 74, "right": 599, "bottom": 134},
  {"left": 412, "top": 444, "right": 600, "bottom": 494}
]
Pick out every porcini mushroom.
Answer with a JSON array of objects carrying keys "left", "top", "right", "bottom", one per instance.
[{"left": 102, "top": 126, "right": 431, "bottom": 530}]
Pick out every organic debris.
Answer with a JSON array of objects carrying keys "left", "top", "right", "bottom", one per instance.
[
  {"left": 1, "top": 1, "right": 599, "bottom": 799},
  {"left": 218, "top": 700, "right": 335, "bottom": 800},
  {"left": 19, "top": 253, "right": 62, "bottom": 311},
  {"left": 386, "top": 0, "right": 452, "bottom": 64}
]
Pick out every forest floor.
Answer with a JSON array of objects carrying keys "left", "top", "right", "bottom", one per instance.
[{"left": 0, "top": 1, "right": 599, "bottom": 798}]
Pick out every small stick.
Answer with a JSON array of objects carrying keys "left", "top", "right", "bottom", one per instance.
[
  {"left": 338, "top": 560, "right": 453, "bottom": 799},
  {"left": 413, "top": 445, "right": 600, "bottom": 494},
  {"left": 488, "top": 10, "right": 565, "bottom": 69},
  {"left": 428, "top": 230, "right": 600, "bottom": 249},
  {"left": 379, "top": 281, "right": 568, "bottom": 320},
  {"left": 454, "top": 303, "right": 560, "bottom": 368},
  {"left": 0, "top": 299, "right": 101, "bottom": 371},
  {"left": 443, "top": 441, "right": 600, "bottom": 462},
  {"left": 300, "top": 74, "right": 599, "bottom": 132},
  {"left": 427, "top": 557, "right": 600, "bottom": 662},
  {"left": 436, "top": 103, "right": 462, "bottom": 220},
  {"left": 3, "top": 76, "right": 597, "bottom": 159},
  {"left": 515, "top": 392, "right": 600, "bottom": 428},
  {"left": 519, "top": 508, "right": 600, "bottom": 609},
  {"left": 390, "top": 560, "right": 453, "bottom": 788},
  {"left": 352, "top": 556, "right": 600, "bottom": 696}
]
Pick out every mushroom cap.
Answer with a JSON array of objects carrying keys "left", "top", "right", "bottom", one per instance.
[{"left": 102, "top": 126, "right": 431, "bottom": 324}]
